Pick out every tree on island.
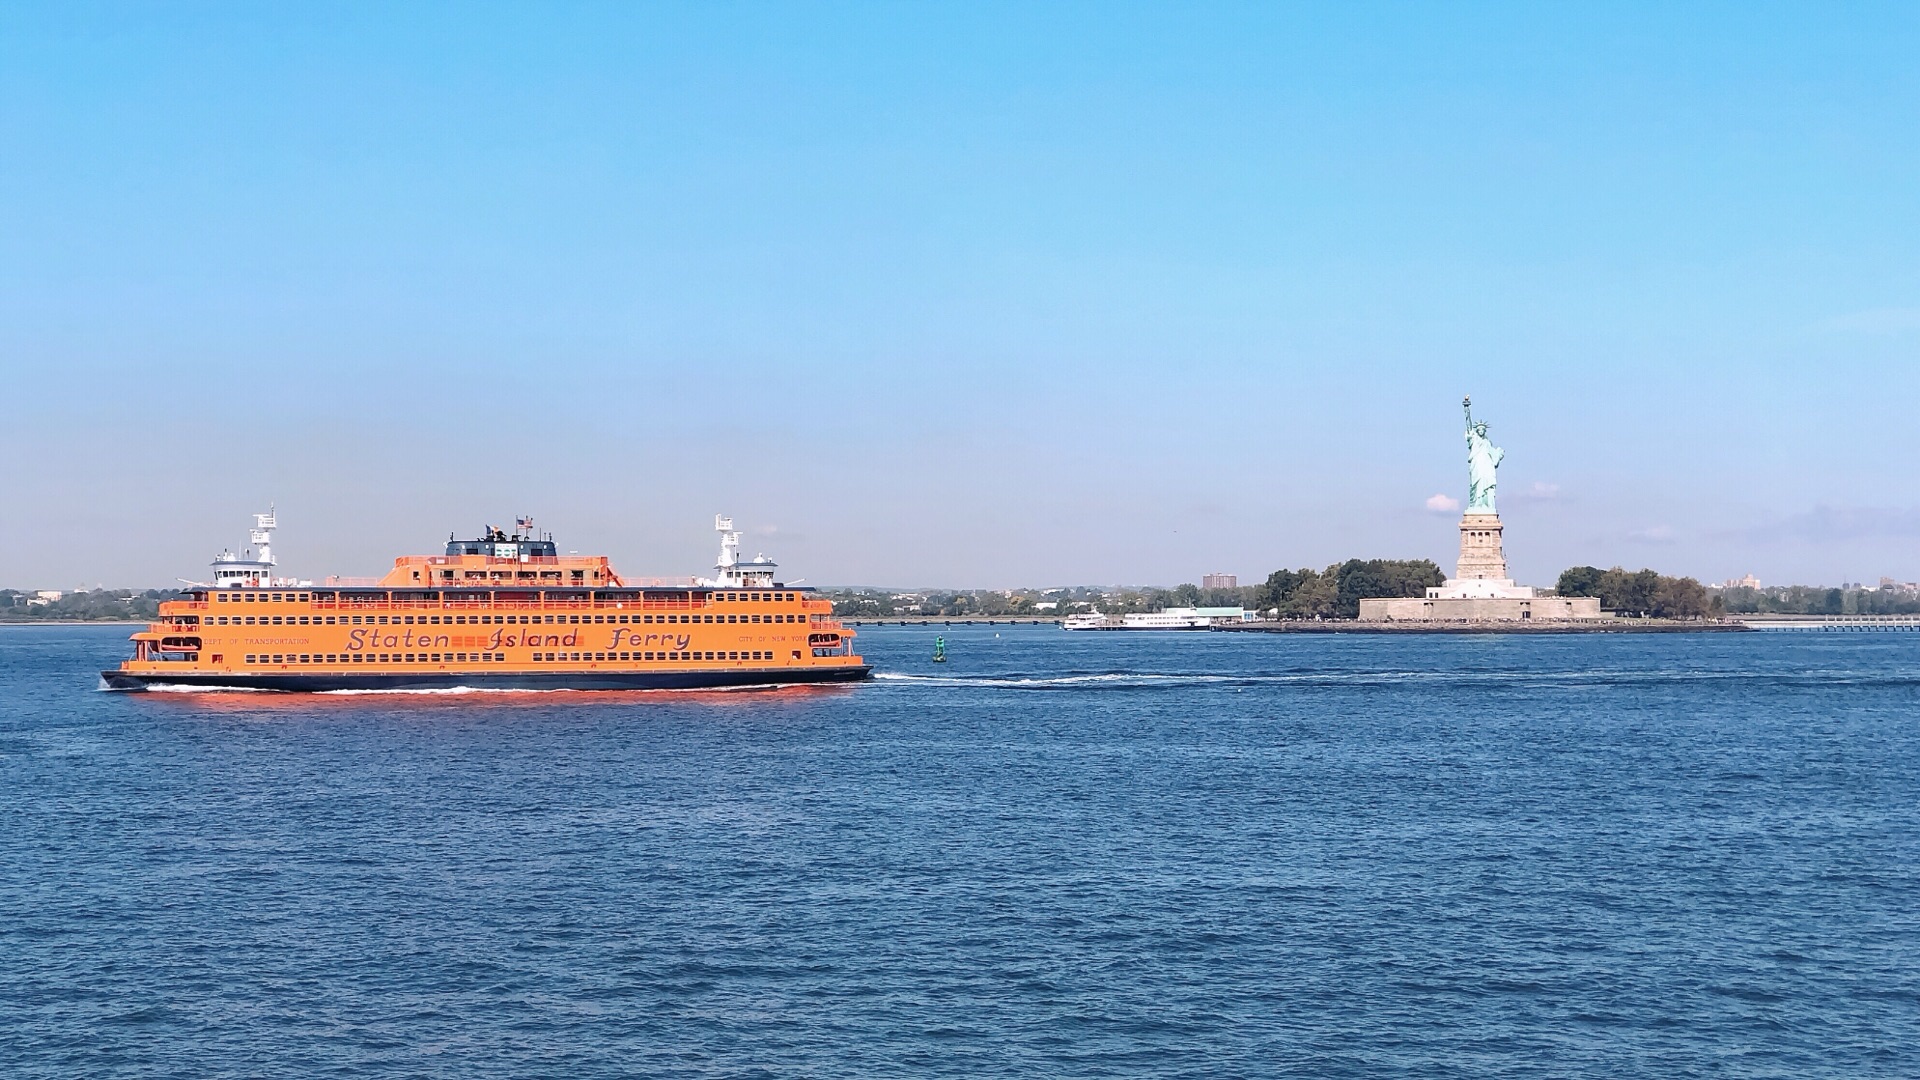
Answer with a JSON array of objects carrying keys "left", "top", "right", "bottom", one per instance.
[
  {"left": 1555, "top": 566, "right": 1713, "bottom": 618},
  {"left": 1256, "top": 559, "right": 1444, "bottom": 619}
]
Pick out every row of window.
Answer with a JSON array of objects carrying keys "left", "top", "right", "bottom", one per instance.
[
  {"left": 533, "top": 650, "right": 780, "bottom": 663},
  {"left": 237, "top": 650, "right": 785, "bottom": 666},
  {"left": 243, "top": 652, "right": 506, "bottom": 665},
  {"left": 214, "top": 590, "right": 801, "bottom": 605},
  {"left": 211, "top": 612, "right": 809, "bottom": 627}
]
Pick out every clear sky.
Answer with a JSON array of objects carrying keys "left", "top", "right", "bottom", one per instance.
[{"left": 5, "top": 3, "right": 1920, "bottom": 590}]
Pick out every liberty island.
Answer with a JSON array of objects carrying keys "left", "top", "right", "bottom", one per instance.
[{"left": 1359, "top": 397, "right": 1604, "bottom": 623}]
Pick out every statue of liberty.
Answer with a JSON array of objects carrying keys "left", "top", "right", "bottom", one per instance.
[{"left": 1463, "top": 396, "right": 1502, "bottom": 513}]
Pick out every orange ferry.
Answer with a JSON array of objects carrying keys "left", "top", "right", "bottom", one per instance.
[{"left": 103, "top": 513, "right": 870, "bottom": 692}]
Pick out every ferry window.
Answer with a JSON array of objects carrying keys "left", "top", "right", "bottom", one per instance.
[{"left": 244, "top": 593, "right": 254, "bottom": 602}]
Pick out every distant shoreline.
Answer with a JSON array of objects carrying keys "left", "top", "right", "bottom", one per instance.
[{"left": 0, "top": 620, "right": 145, "bottom": 627}]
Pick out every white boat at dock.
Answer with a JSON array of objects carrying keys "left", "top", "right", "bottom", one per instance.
[{"left": 1061, "top": 606, "right": 1250, "bottom": 631}]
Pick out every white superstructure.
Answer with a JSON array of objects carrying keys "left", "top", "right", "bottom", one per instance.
[
  {"left": 207, "top": 508, "right": 311, "bottom": 588},
  {"left": 700, "top": 514, "right": 780, "bottom": 588}
]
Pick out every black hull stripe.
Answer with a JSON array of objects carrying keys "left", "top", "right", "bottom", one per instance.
[{"left": 100, "top": 666, "right": 872, "bottom": 693}]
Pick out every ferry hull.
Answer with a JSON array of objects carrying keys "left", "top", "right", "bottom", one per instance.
[{"left": 101, "top": 665, "right": 873, "bottom": 693}]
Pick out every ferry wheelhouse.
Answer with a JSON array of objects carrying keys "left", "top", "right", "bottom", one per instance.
[{"left": 103, "top": 514, "right": 869, "bottom": 691}]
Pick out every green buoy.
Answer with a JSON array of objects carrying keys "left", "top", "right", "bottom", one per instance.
[{"left": 932, "top": 636, "right": 947, "bottom": 663}]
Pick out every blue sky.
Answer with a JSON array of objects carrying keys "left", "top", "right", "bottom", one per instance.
[{"left": 5, "top": 3, "right": 1920, "bottom": 589}]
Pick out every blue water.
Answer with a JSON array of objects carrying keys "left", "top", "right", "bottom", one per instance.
[{"left": 2, "top": 624, "right": 1917, "bottom": 1077}]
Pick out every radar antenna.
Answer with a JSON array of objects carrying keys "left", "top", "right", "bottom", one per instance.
[
  {"left": 714, "top": 515, "right": 740, "bottom": 573},
  {"left": 250, "top": 505, "right": 278, "bottom": 568}
]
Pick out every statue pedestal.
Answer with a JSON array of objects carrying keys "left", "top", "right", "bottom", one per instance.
[
  {"left": 1454, "top": 513, "right": 1509, "bottom": 582},
  {"left": 1363, "top": 506, "right": 1603, "bottom": 619},
  {"left": 1427, "top": 513, "right": 1535, "bottom": 599}
]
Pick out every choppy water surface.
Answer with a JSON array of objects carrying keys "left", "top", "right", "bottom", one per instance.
[{"left": 3, "top": 624, "right": 1917, "bottom": 1077}]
